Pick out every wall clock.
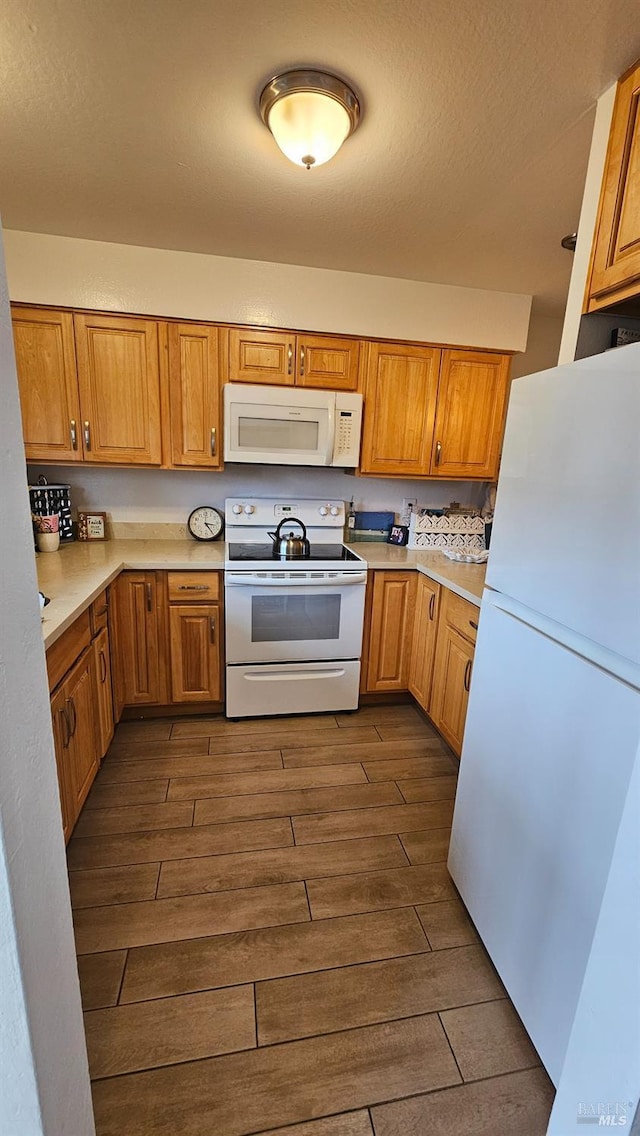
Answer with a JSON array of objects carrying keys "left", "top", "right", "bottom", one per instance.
[{"left": 187, "top": 506, "right": 224, "bottom": 542}]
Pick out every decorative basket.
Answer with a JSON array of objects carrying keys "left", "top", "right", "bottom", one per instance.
[{"left": 408, "top": 510, "right": 485, "bottom": 552}]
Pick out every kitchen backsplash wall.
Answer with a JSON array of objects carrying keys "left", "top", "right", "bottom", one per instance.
[{"left": 27, "top": 465, "right": 484, "bottom": 526}]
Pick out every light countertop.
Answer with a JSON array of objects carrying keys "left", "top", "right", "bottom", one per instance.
[{"left": 37, "top": 539, "right": 483, "bottom": 650}]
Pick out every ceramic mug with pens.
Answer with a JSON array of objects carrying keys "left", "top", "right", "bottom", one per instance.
[{"left": 33, "top": 513, "right": 60, "bottom": 552}]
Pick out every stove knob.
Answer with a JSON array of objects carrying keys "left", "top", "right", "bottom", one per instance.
[
  {"left": 329, "top": 506, "right": 340, "bottom": 516},
  {"left": 232, "top": 504, "right": 243, "bottom": 515},
  {"left": 243, "top": 504, "right": 255, "bottom": 515},
  {"left": 318, "top": 506, "right": 329, "bottom": 516}
]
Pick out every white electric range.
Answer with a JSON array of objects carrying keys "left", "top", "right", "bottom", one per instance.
[{"left": 224, "top": 498, "right": 367, "bottom": 718}]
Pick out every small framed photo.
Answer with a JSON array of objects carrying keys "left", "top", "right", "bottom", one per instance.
[
  {"left": 77, "top": 511, "right": 108, "bottom": 541},
  {"left": 387, "top": 524, "right": 409, "bottom": 546}
]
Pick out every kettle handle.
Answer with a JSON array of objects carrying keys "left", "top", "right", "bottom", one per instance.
[{"left": 274, "top": 517, "right": 307, "bottom": 539}]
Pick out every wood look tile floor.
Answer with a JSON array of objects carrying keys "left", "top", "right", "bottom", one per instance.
[{"left": 69, "top": 704, "right": 555, "bottom": 1136}]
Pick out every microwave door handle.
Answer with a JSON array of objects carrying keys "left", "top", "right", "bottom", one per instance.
[{"left": 325, "top": 398, "right": 336, "bottom": 465}]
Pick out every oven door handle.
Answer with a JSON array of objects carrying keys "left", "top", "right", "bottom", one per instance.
[
  {"left": 225, "top": 571, "right": 368, "bottom": 587},
  {"left": 243, "top": 667, "right": 347, "bottom": 681}
]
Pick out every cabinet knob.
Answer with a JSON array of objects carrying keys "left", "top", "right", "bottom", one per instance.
[
  {"left": 83, "top": 421, "right": 91, "bottom": 451},
  {"left": 70, "top": 419, "right": 78, "bottom": 450},
  {"left": 435, "top": 440, "right": 442, "bottom": 466},
  {"left": 210, "top": 427, "right": 216, "bottom": 457}
]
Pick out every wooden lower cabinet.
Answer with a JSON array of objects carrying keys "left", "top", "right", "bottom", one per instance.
[
  {"left": 408, "top": 574, "right": 441, "bottom": 711},
  {"left": 168, "top": 604, "right": 221, "bottom": 702},
  {"left": 50, "top": 647, "right": 100, "bottom": 842},
  {"left": 112, "top": 572, "right": 168, "bottom": 705},
  {"left": 430, "top": 595, "right": 477, "bottom": 757},
  {"left": 364, "top": 571, "right": 417, "bottom": 692},
  {"left": 94, "top": 626, "right": 115, "bottom": 755}
]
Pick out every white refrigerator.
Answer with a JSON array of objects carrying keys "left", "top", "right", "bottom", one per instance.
[{"left": 448, "top": 345, "right": 640, "bottom": 1113}]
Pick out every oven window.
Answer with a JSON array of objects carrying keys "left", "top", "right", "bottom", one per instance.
[
  {"left": 238, "top": 416, "right": 320, "bottom": 453},
  {"left": 251, "top": 594, "right": 341, "bottom": 642}
]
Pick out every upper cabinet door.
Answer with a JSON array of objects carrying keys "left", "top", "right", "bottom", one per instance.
[
  {"left": 12, "top": 306, "right": 82, "bottom": 462},
  {"left": 74, "top": 314, "right": 162, "bottom": 464},
  {"left": 296, "top": 334, "right": 361, "bottom": 390},
  {"left": 168, "top": 323, "right": 222, "bottom": 468},
  {"left": 431, "top": 350, "right": 510, "bottom": 480},
  {"left": 227, "top": 328, "right": 295, "bottom": 385},
  {"left": 359, "top": 343, "right": 440, "bottom": 476},
  {"left": 587, "top": 62, "right": 640, "bottom": 311}
]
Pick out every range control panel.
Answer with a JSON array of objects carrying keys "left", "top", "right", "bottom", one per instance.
[{"left": 225, "top": 499, "right": 346, "bottom": 528}]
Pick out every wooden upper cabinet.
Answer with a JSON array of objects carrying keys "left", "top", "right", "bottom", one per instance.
[
  {"left": 360, "top": 343, "right": 440, "bottom": 476},
  {"left": 74, "top": 313, "right": 162, "bottom": 464},
  {"left": 227, "top": 327, "right": 361, "bottom": 390},
  {"left": 167, "top": 323, "right": 222, "bottom": 468},
  {"left": 431, "top": 350, "right": 510, "bottom": 480},
  {"left": 365, "top": 571, "right": 417, "bottom": 692},
  {"left": 587, "top": 60, "right": 640, "bottom": 311},
  {"left": 228, "top": 328, "right": 295, "bottom": 385},
  {"left": 296, "top": 334, "right": 360, "bottom": 390},
  {"left": 12, "top": 306, "right": 82, "bottom": 462}
]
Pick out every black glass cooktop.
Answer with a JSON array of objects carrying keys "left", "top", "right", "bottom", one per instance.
[{"left": 228, "top": 543, "right": 362, "bottom": 563}]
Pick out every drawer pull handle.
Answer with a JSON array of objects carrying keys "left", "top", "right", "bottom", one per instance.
[
  {"left": 435, "top": 440, "right": 442, "bottom": 466},
  {"left": 146, "top": 583, "right": 153, "bottom": 612},
  {"left": 70, "top": 419, "right": 78, "bottom": 450},
  {"left": 178, "top": 584, "right": 208, "bottom": 591},
  {"left": 428, "top": 592, "right": 435, "bottom": 620},
  {"left": 83, "top": 420, "right": 91, "bottom": 451},
  {"left": 99, "top": 650, "right": 107, "bottom": 683},
  {"left": 469, "top": 619, "right": 478, "bottom": 631},
  {"left": 463, "top": 658, "right": 472, "bottom": 692},
  {"left": 210, "top": 427, "right": 216, "bottom": 457},
  {"left": 210, "top": 616, "right": 216, "bottom": 643}
]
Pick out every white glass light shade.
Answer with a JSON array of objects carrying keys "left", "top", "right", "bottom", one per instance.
[{"left": 266, "top": 91, "right": 351, "bottom": 168}]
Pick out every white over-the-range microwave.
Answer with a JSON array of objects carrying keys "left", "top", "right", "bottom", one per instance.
[{"left": 223, "top": 383, "right": 363, "bottom": 467}]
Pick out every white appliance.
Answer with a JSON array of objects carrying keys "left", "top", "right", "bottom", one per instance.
[
  {"left": 448, "top": 345, "right": 640, "bottom": 1098},
  {"left": 224, "top": 498, "right": 367, "bottom": 718},
  {"left": 223, "top": 383, "right": 363, "bottom": 467}
]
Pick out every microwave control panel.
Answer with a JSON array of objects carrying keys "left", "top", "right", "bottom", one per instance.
[{"left": 332, "top": 392, "right": 363, "bottom": 467}]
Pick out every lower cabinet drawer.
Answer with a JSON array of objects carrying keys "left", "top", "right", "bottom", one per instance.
[
  {"left": 443, "top": 589, "right": 479, "bottom": 644},
  {"left": 167, "top": 571, "right": 220, "bottom": 603}
]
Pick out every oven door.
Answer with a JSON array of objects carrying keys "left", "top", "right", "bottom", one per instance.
[{"left": 225, "top": 570, "right": 367, "bottom": 664}]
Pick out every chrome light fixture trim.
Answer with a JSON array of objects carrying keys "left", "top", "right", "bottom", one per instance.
[{"left": 259, "top": 69, "right": 361, "bottom": 169}]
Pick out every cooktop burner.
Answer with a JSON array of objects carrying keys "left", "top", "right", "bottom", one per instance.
[{"left": 227, "top": 542, "right": 362, "bottom": 563}]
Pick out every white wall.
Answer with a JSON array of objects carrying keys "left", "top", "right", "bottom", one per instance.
[
  {"left": 0, "top": 227, "right": 95, "bottom": 1134},
  {"left": 4, "top": 230, "right": 531, "bottom": 352},
  {"left": 558, "top": 82, "right": 616, "bottom": 365},
  {"left": 510, "top": 311, "right": 564, "bottom": 380}
]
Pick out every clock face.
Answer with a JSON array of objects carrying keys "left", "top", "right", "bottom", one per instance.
[{"left": 187, "top": 506, "right": 224, "bottom": 542}]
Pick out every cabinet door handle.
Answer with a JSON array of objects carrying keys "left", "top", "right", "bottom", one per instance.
[
  {"left": 435, "top": 440, "right": 442, "bottom": 466},
  {"left": 463, "top": 658, "right": 472, "bottom": 692},
  {"left": 287, "top": 343, "right": 293, "bottom": 375},
  {"left": 83, "top": 420, "right": 91, "bottom": 451},
  {"left": 210, "top": 427, "right": 216, "bottom": 457},
  {"left": 99, "top": 650, "right": 107, "bottom": 683},
  {"left": 210, "top": 616, "right": 216, "bottom": 643},
  {"left": 59, "top": 707, "right": 70, "bottom": 748},
  {"left": 66, "top": 697, "right": 77, "bottom": 737},
  {"left": 146, "top": 582, "right": 153, "bottom": 612},
  {"left": 429, "top": 592, "right": 435, "bottom": 620},
  {"left": 179, "top": 584, "right": 208, "bottom": 591},
  {"left": 70, "top": 419, "right": 78, "bottom": 450},
  {"left": 469, "top": 619, "right": 479, "bottom": 631},
  {"left": 299, "top": 345, "right": 305, "bottom": 377}
]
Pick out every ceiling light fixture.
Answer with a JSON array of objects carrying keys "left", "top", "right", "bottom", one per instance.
[{"left": 259, "top": 69, "right": 360, "bottom": 170}]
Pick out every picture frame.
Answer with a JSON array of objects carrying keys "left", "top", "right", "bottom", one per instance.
[
  {"left": 77, "top": 511, "right": 108, "bottom": 542},
  {"left": 387, "top": 524, "right": 409, "bottom": 546}
]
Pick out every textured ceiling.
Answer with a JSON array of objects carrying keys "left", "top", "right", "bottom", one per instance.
[{"left": 1, "top": 0, "right": 639, "bottom": 314}]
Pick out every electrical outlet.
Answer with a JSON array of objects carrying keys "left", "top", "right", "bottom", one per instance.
[{"left": 400, "top": 498, "right": 415, "bottom": 524}]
